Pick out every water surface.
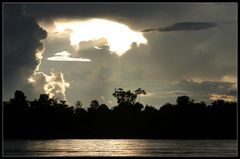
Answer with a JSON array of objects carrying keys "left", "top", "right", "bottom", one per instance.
[{"left": 4, "top": 139, "right": 237, "bottom": 157}]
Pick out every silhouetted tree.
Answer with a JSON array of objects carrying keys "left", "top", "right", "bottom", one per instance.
[
  {"left": 73, "top": 100, "right": 86, "bottom": 114},
  {"left": 211, "top": 99, "right": 226, "bottom": 109},
  {"left": 176, "top": 96, "right": 191, "bottom": 106},
  {"left": 112, "top": 88, "right": 137, "bottom": 104},
  {"left": 37, "top": 94, "right": 52, "bottom": 107},
  {"left": 10, "top": 90, "right": 29, "bottom": 109},
  {"left": 133, "top": 102, "right": 144, "bottom": 112},
  {"left": 144, "top": 105, "right": 158, "bottom": 113},
  {"left": 88, "top": 100, "right": 100, "bottom": 112},
  {"left": 98, "top": 104, "right": 110, "bottom": 113},
  {"left": 159, "top": 102, "right": 173, "bottom": 113},
  {"left": 134, "top": 88, "right": 147, "bottom": 102},
  {"left": 74, "top": 100, "right": 83, "bottom": 109},
  {"left": 13, "top": 90, "right": 27, "bottom": 102}
]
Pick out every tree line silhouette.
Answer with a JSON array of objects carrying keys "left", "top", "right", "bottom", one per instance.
[{"left": 3, "top": 89, "right": 237, "bottom": 139}]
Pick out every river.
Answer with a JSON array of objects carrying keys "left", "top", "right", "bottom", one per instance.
[{"left": 4, "top": 139, "right": 237, "bottom": 157}]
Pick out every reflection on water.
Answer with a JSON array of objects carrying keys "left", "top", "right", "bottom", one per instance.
[{"left": 4, "top": 139, "right": 237, "bottom": 157}]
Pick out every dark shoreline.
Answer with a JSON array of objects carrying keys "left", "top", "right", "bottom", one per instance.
[{"left": 4, "top": 91, "right": 237, "bottom": 140}]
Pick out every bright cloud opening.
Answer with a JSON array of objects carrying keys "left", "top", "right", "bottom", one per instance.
[
  {"left": 47, "top": 51, "right": 92, "bottom": 62},
  {"left": 54, "top": 19, "right": 148, "bottom": 56}
]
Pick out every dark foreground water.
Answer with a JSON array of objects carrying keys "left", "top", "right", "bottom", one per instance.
[{"left": 4, "top": 139, "right": 237, "bottom": 157}]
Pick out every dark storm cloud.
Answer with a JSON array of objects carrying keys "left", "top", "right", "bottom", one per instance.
[
  {"left": 141, "top": 28, "right": 158, "bottom": 32},
  {"left": 142, "top": 22, "right": 218, "bottom": 32},
  {"left": 159, "top": 22, "right": 218, "bottom": 31},
  {"left": 3, "top": 4, "right": 47, "bottom": 99}
]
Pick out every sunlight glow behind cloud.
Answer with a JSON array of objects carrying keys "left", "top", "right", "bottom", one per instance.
[{"left": 54, "top": 19, "right": 148, "bottom": 56}]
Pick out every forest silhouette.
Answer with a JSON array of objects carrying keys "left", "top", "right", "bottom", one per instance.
[{"left": 3, "top": 89, "right": 237, "bottom": 139}]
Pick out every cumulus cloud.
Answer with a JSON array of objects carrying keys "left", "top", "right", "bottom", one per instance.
[
  {"left": 28, "top": 48, "right": 71, "bottom": 101},
  {"left": 142, "top": 22, "right": 218, "bottom": 32},
  {"left": 29, "top": 70, "right": 70, "bottom": 101},
  {"left": 3, "top": 4, "right": 47, "bottom": 99},
  {"left": 47, "top": 51, "right": 92, "bottom": 62},
  {"left": 43, "top": 71, "right": 70, "bottom": 100}
]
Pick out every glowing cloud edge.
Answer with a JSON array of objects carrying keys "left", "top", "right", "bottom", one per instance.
[
  {"left": 47, "top": 51, "right": 92, "bottom": 62},
  {"left": 47, "top": 56, "right": 92, "bottom": 62}
]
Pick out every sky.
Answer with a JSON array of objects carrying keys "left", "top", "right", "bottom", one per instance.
[{"left": 3, "top": 3, "right": 237, "bottom": 109}]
